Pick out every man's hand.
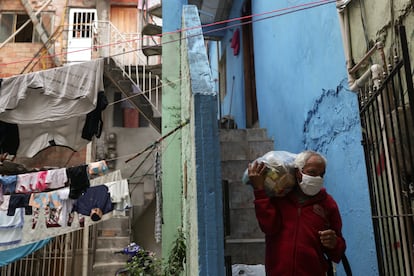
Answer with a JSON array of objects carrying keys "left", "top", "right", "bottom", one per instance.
[
  {"left": 319, "top": 229, "right": 337, "bottom": 249},
  {"left": 248, "top": 161, "right": 266, "bottom": 190}
]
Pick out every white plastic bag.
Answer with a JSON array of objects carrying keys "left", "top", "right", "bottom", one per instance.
[
  {"left": 232, "top": 264, "right": 265, "bottom": 276},
  {"left": 242, "top": 151, "right": 298, "bottom": 197}
]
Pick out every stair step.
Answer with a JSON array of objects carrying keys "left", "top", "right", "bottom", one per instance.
[
  {"left": 93, "top": 262, "right": 128, "bottom": 276},
  {"left": 225, "top": 242, "right": 265, "bottom": 265},
  {"left": 219, "top": 128, "right": 273, "bottom": 267},
  {"left": 220, "top": 140, "right": 274, "bottom": 161},
  {"left": 97, "top": 228, "right": 130, "bottom": 237},
  {"left": 148, "top": 3, "right": 162, "bottom": 18},
  {"left": 146, "top": 64, "right": 162, "bottom": 76},
  {"left": 142, "top": 45, "right": 162, "bottom": 57},
  {"left": 142, "top": 23, "right": 162, "bottom": 36},
  {"left": 98, "top": 216, "right": 130, "bottom": 230},
  {"left": 219, "top": 128, "right": 270, "bottom": 142},
  {"left": 104, "top": 62, "right": 162, "bottom": 133},
  {"left": 94, "top": 248, "right": 130, "bottom": 263},
  {"left": 220, "top": 128, "right": 274, "bottom": 161},
  {"left": 221, "top": 160, "right": 250, "bottom": 181},
  {"left": 96, "top": 236, "right": 130, "bottom": 249}
]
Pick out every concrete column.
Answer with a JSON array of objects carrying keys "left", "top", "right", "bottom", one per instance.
[{"left": 161, "top": 0, "right": 187, "bottom": 262}]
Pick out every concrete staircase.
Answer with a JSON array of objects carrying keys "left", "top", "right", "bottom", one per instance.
[
  {"left": 92, "top": 214, "right": 132, "bottom": 276},
  {"left": 91, "top": 174, "right": 156, "bottom": 276},
  {"left": 220, "top": 128, "right": 274, "bottom": 266}
]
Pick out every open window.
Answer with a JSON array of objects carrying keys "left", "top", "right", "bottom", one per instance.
[{"left": 0, "top": 12, "right": 53, "bottom": 43}]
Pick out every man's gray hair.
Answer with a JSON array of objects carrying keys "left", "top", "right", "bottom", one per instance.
[{"left": 294, "top": 150, "right": 327, "bottom": 170}]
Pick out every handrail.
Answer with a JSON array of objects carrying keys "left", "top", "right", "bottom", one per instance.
[
  {"left": 94, "top": 20, "right": 161, "bottom": 116},
  {"left": 20, "top": 25, "right": 64, "bottom": 74}
]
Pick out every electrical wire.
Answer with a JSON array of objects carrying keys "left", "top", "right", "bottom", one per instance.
[{"left": 0, "top": 0, "right": 335, "bottom": 67}]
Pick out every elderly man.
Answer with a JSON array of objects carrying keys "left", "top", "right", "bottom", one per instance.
[{"left": 248, "top": 150, "right": 346, "bottom": 276}]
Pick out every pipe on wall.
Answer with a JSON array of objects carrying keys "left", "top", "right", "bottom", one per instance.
[
  {"left": 336, "top": 1, "right": 384, "bottom": 93},
  {"left": 349, "top": 64, "right": 383, "bottom": 91},
  {"left": 336, "top": 1, "right": 356, "bottom": 90}
]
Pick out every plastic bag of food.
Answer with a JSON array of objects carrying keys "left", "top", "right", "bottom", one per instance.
[{"left": 242, "top": 151, "right": 298, "bottom": 197}]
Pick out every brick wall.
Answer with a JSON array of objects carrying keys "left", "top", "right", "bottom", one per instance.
[
  {"left": 0, "top": 43, "right": 55, "bottom": 78},
  {"left": 16, "top": 146, "right": 87, "bottom": 169},
  {"left": 0, "top": 0, "right": 24, "bottom": 10},
  {"left": 0, "top": 0, "right": 95, "bottom": 165}
]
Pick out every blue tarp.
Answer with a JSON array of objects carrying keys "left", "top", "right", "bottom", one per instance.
[{"left": 0, "top": 239, "right": 51, "bottom": 267}]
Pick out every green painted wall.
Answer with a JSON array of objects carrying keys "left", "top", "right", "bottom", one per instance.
[{"left": 161, "top": 1, "right": 185, "bottom": 262}]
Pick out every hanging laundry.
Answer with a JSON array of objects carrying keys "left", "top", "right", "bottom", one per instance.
[
  {"left": 82, "top": 91, "right": 108, "bottom": 140},
  {"left": 45, "top": 168, "right": 68, "bottom": 189},
  {"left": 231, "top": 28, "right": 240, "bottom": 56},
  {"left": 69, "top": 185, "right": 113, "bottom": 226},
  {"left": 66, "top": 164, "right": 90, "bottom": 199},
  {"left": 1, "top": 175, "right": 17, "bottom": 194},
  {"left": 0, "top": 59, "right": 104, "bottom": 123},
  {"left": 7, "top": 194, "right": 32, "bottom": 216},
  {"left": 87, "top": 160, "right": 109, "bottom": 178},
  {"left": 0, "top": 59, "right": 105, "bottom": 157},
  {"left": 104, "top": 179, "right": 131, "bottom": 216},
  {"left": 29, "top": 191, "right": 63, "bottom": 229},
  {"left": 90, "top": 169, "right": 123, "bottom": 186},
  {"left": 15, "top": 171, "right": 48, "bottom": 193},
  {"left": 0, "top": 121, "right": 19, "bottom": 155},
  {"left": 0, "top": 209, "right": 24, "bottom": 246}
]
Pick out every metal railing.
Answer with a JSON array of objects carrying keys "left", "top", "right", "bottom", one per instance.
[
  {"left": 0, "top": 229, "right": 96, "bottom": 276},
  {"left": 359, "top": 25, "right": 414, "bottom": 275},
  {"left": 94, "top": 20, "right": 162, "bottom": 116}
]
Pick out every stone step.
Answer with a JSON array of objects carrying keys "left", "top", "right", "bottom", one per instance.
[
  {"left": 97, "top": 216, "right": 130, "bottom": 230},
  {"left": 225, "top": 241, "right": 265, "bottom": 265},
  {"left": 94, "top": 248, "right": 130, "bottom": 263},
  {"left": 143, "top": 45, "right": 162, "bottom": 57},
  {"left": 227, "top": 208, "right": 264, "bottom": 240},
  {"left": 225, "top": 180, "right": 255, "bottom": 209},
  {"left": 221, "top": 160, "right": 250, "bottom": 181},
  {"left": 220, "top": 139, "right": 274, "bottom": 162},
  {"left": 219, "top": 128, "right": 271, "bottom": 142},
  {"left": 97, "top": 217, "right": 130, "bottom": 237},
  {"left": 142, "top": 23, "right": 162, "bottom": 36},
  {"left": 93, "top": 261, "right": 128, "bottom": 276},
  {"left": 220, "top": 128, "right": 274, "bottom": 162},
  {"left": 95, "top": 236, "right": 130, "bottom": 249},
  {"left": 148, "top": 3, "right": 162, "bottom": 18}
]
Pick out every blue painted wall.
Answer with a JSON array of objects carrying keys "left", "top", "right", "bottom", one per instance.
[{"left": 214, "top": 0, "right": 379, "bottom": 274}]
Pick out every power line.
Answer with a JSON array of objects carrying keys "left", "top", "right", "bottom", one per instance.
[{"left": 0, "top": 0, "right": 335, "bottom": 67}]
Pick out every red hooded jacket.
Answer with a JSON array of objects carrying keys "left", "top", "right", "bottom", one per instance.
[{"left": 254, "top": 187, "right": 346, "bottom": 276}]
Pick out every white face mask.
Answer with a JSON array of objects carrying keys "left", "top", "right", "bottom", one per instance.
[{"left": 299, "top": 173, "right": 324, "bottom": 196}]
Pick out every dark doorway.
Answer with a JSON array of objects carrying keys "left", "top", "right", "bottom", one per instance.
[{"left": 241, "top": 0, "right": 259, "bottom": 128}]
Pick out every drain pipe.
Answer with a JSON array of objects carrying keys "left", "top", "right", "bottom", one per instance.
[
  {"left": 336, "top": 1, "right": 384, "bottom": 92},
  {"left": 349, "top": 64, "right": 383, "bottom": 91},
  {"left": 336, "top": 1, "right": 354, "bottom": 85}
]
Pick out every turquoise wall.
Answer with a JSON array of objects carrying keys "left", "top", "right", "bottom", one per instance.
[{"left": 216, "top": 0, "right": 379, "bottom": 274}]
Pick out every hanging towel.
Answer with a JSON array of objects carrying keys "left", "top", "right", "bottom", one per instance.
[{"left": 231, "top": 28, "right": 240, "bottom": 56}]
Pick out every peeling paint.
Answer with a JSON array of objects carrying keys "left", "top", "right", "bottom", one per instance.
[{"left": 303, "top": 79, "right": 359, "bottom": 153}]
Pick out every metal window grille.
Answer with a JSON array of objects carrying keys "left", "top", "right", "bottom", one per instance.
[{"left": 359, "top": 25, "right": 414, "bottom": 275}]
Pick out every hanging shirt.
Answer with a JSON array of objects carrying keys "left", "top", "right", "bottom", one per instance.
[{"left": 71, "top": 185, "right": 113, "bottom": 216}]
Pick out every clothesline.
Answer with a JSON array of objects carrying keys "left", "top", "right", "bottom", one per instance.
[
  {"left": 0, "top": 169, "right": 130, "bottom": 251},
  {"left": 0, "top": 0, "right": 335, "bottom": 67}
]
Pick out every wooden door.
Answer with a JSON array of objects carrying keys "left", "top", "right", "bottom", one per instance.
[{"left": 110, "top": 6, "right": 140, "bottom": 65}]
